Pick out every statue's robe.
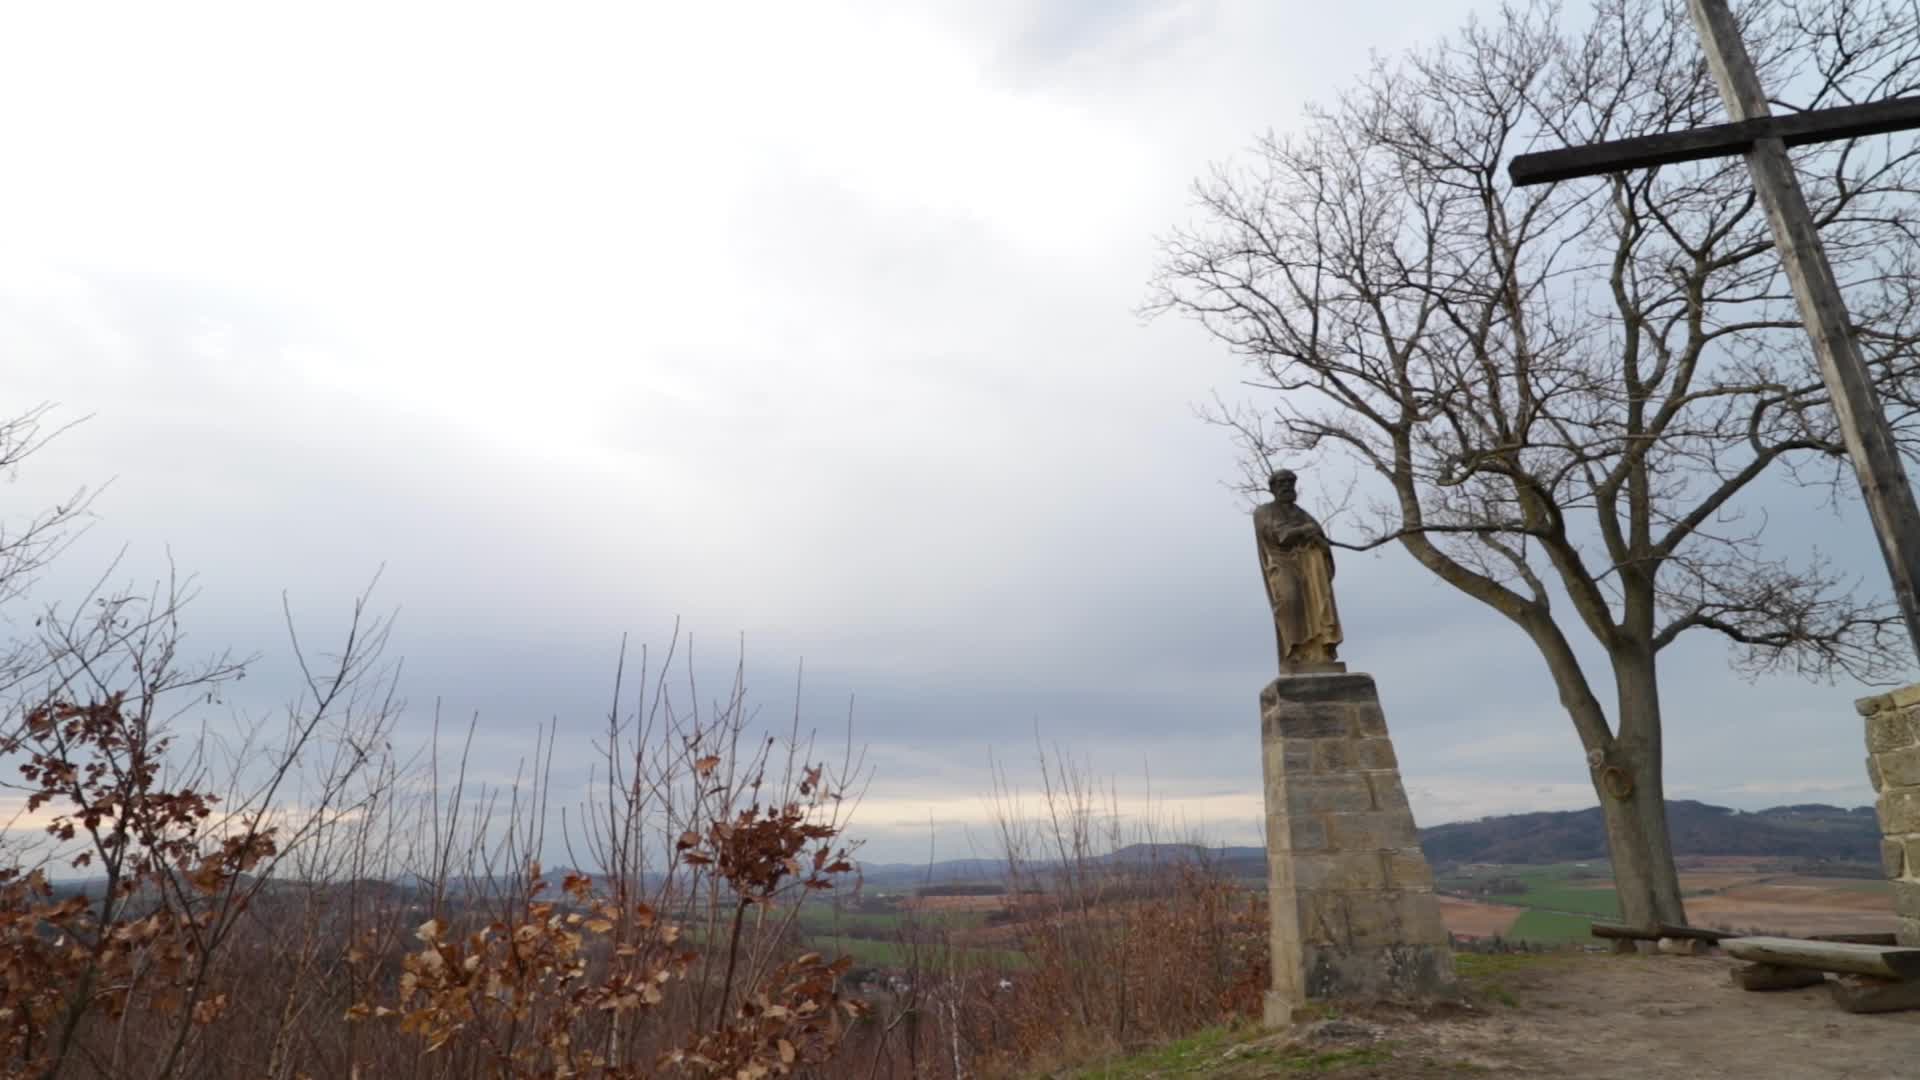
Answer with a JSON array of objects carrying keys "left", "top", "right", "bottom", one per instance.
[{"left": 1254, "top": 503, "right": 1343, "bottom": 667}]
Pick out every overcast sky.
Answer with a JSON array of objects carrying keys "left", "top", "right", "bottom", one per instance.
[{"left": 0, "top": 0, "right": 1897, "bottom": 864}]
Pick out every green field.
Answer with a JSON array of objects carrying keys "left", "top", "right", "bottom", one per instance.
[
  {"left": 1438, "top": 862, "right": 1621, "bottom": 944},
  {"left": 805, "top": 933, "right": 1026, "bottom": 971},
  {"left": 1506, "top": 909, "right": 1599, "bottom": 945},
  {"left": 1818, "top": 878, "right": 1894, "bottom": 896},
  {"left": 794, "top": 907, "right": 989, "bottom": 935},
  {"left": 1486, "top": 883, "right": 1621, "bottom": 919},
  {"left": 1441, "top": 862, "right": 1621, "bottom": 922}
]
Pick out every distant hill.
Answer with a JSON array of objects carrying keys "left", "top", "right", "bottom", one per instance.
[
  {"left": 1416, "top": 800, "right": 1880, "bottom": 865},
  {"left": 852, "top": 801, "right": 1884, "bottom": 887}
]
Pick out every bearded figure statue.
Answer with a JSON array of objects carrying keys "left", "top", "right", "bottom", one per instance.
[{"left": 1253, "top": 469, "right": 1343, "bottom": 672}]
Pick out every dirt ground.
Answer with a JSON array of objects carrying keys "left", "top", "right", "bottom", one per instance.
[{"left": 1257, "top": 952, "right": 1920, "bottom": 1079}]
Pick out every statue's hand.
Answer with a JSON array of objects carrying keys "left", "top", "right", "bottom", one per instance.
[{"left": 1278, "top": 523, "right": 1323, "bottom": 549}]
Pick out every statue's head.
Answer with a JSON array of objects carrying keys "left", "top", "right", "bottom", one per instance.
[{"left": 1268, "top": 469, "right": 1298, "bottom": 504}]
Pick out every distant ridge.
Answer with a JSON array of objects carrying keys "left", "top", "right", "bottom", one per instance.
[
  {"left": 1417, "top": 799, "right": 1878, "bottom": 865},
  {"left": 852, "top": 801, "right": 1882, "bottom": 888}
]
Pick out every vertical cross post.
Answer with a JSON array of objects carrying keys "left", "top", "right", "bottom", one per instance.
[{"left": 1687, "top": 0, "right": 1920, "bottom": 660}]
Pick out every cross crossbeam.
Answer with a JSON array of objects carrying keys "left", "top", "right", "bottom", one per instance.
[
  {"left": 1509, "top": 94, "right": 1920, "bottom": 186},
  {"left": 1503, "top": 0, "right": 1920, "bottom": 661}
]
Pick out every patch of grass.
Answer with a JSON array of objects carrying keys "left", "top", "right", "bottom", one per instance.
[
  {"left": 1058, "top": 1026, "right": 1240, "bottom": 1078},
  {"left": 1288, "top": 1047, "right": 1393, "bottom": 1073},
  {"left": 1452, "top": 948, "right": 1581, "bottom": 1008}
]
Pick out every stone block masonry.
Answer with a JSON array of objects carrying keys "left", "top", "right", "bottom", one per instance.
[
  {"left": 1855, "top": 683, "right": 1920, "bottom": 945},
  {"left": 1260, "top": 672, "right": 1455, "bottom": 1028}
]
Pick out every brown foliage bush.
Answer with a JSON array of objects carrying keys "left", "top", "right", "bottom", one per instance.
[{"left": 0, "top": 586, "right": 871, "bottom": 1079}]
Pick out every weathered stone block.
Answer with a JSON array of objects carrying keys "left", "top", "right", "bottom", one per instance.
[
  {"left": 1384, "top": 849, "right": 1435, "bottom": 888},
  {"left": 1895, "top": 880, "right": 1920, "bottom": 919},
  {"left": 1287, "top": 775, "right": 1375, "bottom": 814},
  {"left": 1899, "top": 916, "right": 1920, "bottom": 948},
  {"left": 1291, "top": 852, "right": 1387, "bottom": 892},
  {"left": 1880, "top": 746, "right": 1920, "bottom": 788},
  {"left": 1869, "top": 755, "right": 1885, "bottom": 793},
  {"left": 1879, "top": 789, "right": 1920, "bottom": 835},
  {"left": 1301, "top": 890, "right": 1438, "bottom": 950},
  {"left": 1285, "top": 815, "right": 1326, "bottom": 853},
  {"left": 1389, "top": 891, "right": 1448, "bottom": 946},
  {"left": 1282, "top": 741, "right": 1314, "bottom": 772},
  {"left": 1903, "top": 837, "right": 1920, "bottom": 875},
  {"left": 1884, "top": 838, "right": 1906, "bottom": 880},
  {"left": 1867, "top": 709, "right": 1918, "bottom": 753},
  {"left": 1355, "top": 738, "right": 1398, "bottom": 770},
  {"left": 1324, "top": 810, "right": 1419, "bottom": 851},
  {"left": 1266, "top": 673, "right": 1379, "bottom": 705},
  {"left": 1367, "top": 773, "right": 1410, "bottom": 811},
  {"left": 1351, "top": 703, "right": 1388, "bottom": 737},
  {"left": 1265, "top": 702, "right": 1350, "bottom": 739},
  {"left": 1860, "top": 684, "right": 1920, "bottom": 716},
  {"left": 1313, "top": 739, "right": 1355, "bottom": 773}
]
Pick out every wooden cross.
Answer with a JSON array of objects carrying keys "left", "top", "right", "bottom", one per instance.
[{"left": 1508, "top": 0, "right": 1920, "bottom": 661}]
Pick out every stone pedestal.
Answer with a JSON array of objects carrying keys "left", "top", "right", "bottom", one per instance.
[
  {"left": 1855, "top": 684, "right": 1920, "bottom": 945},
  {"left": 1260, "top": 672, "right": 1455, "bottom": 1028}
]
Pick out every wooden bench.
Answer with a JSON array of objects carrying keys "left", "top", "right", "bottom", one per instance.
[{"left": 1722, "top": 936, "right": 1920, "bottom": 1013}]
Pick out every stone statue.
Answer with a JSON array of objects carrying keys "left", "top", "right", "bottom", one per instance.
[{"left": 1254, "top": 468, "right": 1343, "bottom": 672}]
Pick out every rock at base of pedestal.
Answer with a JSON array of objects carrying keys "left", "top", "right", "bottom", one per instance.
[
  {"left": 1303, "top": 942, "right": 1455, "bottom": 1000},
  {"left": 1260, "top": 672, "right": 1456, "bottom": 1024}
]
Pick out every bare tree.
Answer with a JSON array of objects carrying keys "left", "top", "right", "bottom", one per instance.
[
  {"left": 0, "top": 404, "right": 94, "bottom": 695},
  {"left": 1149, "top": 0, "right": 1920, "bottom": 925}
]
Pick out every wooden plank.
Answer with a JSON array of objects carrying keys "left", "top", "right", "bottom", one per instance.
[
  {"left": 1811, "top": 932, "right": 1900, "bottom": 946},
  {"left": 1722, "top": 936, "right": 1920, "bottom": 979},
  {"left": 1830, "top": 973, "right": 1920, "bottom": 1013},
  {"left": 1591, "top": 921, "right": 1730, "bottom": 942},
  {"left": 1508, "top": 95, "right": 1920, "bottom": 186},
  {"left": 1730, "top": 962, "right": 1826, "bottom": 992},
  {"left": 1686, "top": 0, "right": 1920, "bottom": 654}
]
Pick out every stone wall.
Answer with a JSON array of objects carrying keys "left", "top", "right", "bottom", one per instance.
[
  {"left": 1261, "top": 672, "right": 1454, "bottom": 1027},
  {"left": 1856, "top": 683, "right": 1920, "bottom": 946}
]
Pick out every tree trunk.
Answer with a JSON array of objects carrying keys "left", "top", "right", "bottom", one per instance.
[{"left": 1598, "top": 648, "right": 1687, "bottom": 927}]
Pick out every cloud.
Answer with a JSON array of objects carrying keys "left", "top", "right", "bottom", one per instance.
[{"left": 0, "top": 0, "right": 1892, "bottom": 866}]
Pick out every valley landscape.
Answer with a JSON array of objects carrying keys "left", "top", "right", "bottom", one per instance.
[{"left": 803, "top": 800, "right": 1896, "bottom": 971}]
